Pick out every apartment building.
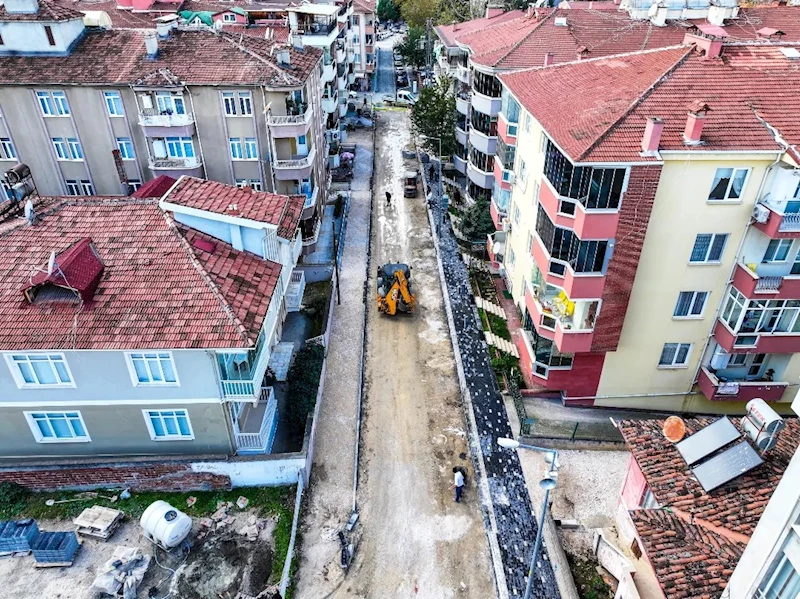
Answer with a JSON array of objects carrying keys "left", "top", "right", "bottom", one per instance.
[
  {"left": 0, "top": 0, "right": 329, "bottom": 252},
  {"left": 351, "top": 0, "right": 376, "bottom": 89},
  {"left": 494, "top": 35, "right": 800, "bottom": 414},
  {"left": 0, "top": 175, "right": 306, "bottom": 458},
  {"left": 615, "top": 405, "right": 800, "bottom": 599}
]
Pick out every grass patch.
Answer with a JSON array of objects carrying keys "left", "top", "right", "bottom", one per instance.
[
  {"left": 301, "top": 279, "right": 332, "bottom": 337},
  {"left": 487, "top": 312, "right": 510, "bottom": 340},
  {"left": 567, "top": 554, "right": 613, "bottom": 599},
  {"left": 477, "top": 307, "right": 490, "bottom": 331},
  {"left": 0, "top": 482, "right": 296, "bottom": 583}
]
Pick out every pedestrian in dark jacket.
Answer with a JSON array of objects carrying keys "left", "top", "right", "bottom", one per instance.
[{"left": 385, "top": 191, "right": 391, "bottom": 205}]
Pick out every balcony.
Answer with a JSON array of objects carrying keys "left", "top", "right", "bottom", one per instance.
[
  {"left": 531, "top": 234, "right": 606, "bottom": 300},
  {"left": 336, "top": 45, "right": 345, "bottom": 63},
  {"left": 525, "top": 283, "right": 596, "bottom": 353},
  {"left": 268, "top": 108, "right": 313, "bottom": 138},
  {"left": 274, "top": 147, "right": 316, "bottom": 180},
  {"left": 732, "top": 262, "right": 800, "bottom": 299},
  {"left": 753, "top": 202, "right": 800, "bottom": 239},
  {"left": 232, "top": 387, "right": 278, "bottom": 454},
  {"left": 470, "top": 90, "right": 502, "bottom": 117},
  {"left": 490, "top": 195, "right": 506, "bottom": 230},
  {"left": 337, "top": 73, "right": 347, "bottom": 92},
  {"left": 456, "top": 93, "right": 471, "bottom": 115},
  {"left": 456, "top": 65, "right": 470, "bottom": 83},
  {"left": 453, "top": 154, "right": 467, "bottom": 174},
  {"left": 538, "top": 176, "right": 621, "bottom": 239},
  {"left": 467, "top": 158, "right": 494, "bottom": 189},
  {"left": 698, "top": 366, "right": 788, "bottom": 402},
  {"left": 497, "top": 112, "right": 518, "bottom": 145},
  {"left": 455, "top": 126, "right": 468, "bottom": 146},
  {"left": 295, "top": 18, "right": 339, "bottom": 46},
  {"left": 218, "top": 339, "right": 271, "bottom": 401},
  {"left": 321, "top": 61, "right": 336, "bottom": 83},
  {"left": 364, "top": 23, "right": 374, "bottom": 34},
  {"left": 138, "top": 109, "right": 196, "bottom": 137},
  {"left": 149, "top": 156, "right": 203, "bottom": 177},
  {"left": 487, "top": 231, "right": 505, "bottom": 264},
  {"left": 302, "top": 185, "right": 319, "bottom": 219},
  {"left": 302, "top": 216, "right": 321, "bottom": 248},
  {"left": 322, "top": 92, "right": 338, "bottom": 114},
  {"left": 469, "top": 127, "right": 497, "bottom": 156}
]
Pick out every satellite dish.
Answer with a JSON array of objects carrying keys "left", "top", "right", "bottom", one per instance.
[
  {"left": 47, "top": 251, "right": 56, "bottom": 274},
  {"left": 663, "top": 416, "right": 686, "bottom": 443}
]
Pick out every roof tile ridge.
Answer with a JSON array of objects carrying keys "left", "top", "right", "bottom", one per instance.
[
  {"left": 576, "top": 45, "right": 693, "bottom": 161},
  {"left": 492, "top": 10, "right": 557, "bottom": 67},
  {"left": 669, "top": 508, "right": 750, "bottom": 547},
  {"left": 161, "top": 210, "right": 257, "bottom": 347},
  {"left": 218, "top": 32, "right": 302, "bottom": 85}
]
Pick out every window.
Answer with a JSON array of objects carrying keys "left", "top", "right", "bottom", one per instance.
[
  {"left": 239, "top": 92, "right": 252, "bottom": 115},
  {"left": 166, "top": 137, "right": 194, "bottom": 159},
  {"left": 535, "top": 205, "right": 609, "bottom": 274},
  {"left": 508, "top": 247, "right": 516, "bottom": 270},
  {"left": 223, "top": 92, "right": 237, "bottom": 115},
  {"left": 155, "top": 92, "right": 185, "bottom": 115},
  {"left": 65, "top": 179, "right": 81, "bottom": 195},
  {"left": 758, "top": 526, "right": 800, "bottom": 599},
  {"left": 67, "top": 138, "right": 83, "bottom": 160},
  {"left": 126, "top": 352, "right": 178, "bottom": 385},
  {"left": 354, "top": 54, "right": 360, "bottom": 64},
  {"left": 6, "top": 353, "right": 73, "bottom": 387},
  {"left": 25, "top": 412, "right": 89, "bottom": 443},
  {"left": 52, "top": 91, "right": 69, "bottom": 115},
  {"left": 144, "top": 409, "right": 193, "bottom": 440},
  {"left": 128, "top": 179, "right": 142, "bottom": 192},
  {"left": 117, "top": 137, "right": 135, "bottom": 160},
  {"left": 229, "top": 137, "right": 244, "bottom": 160},
  {"left": 764, "top": 239, "right": 793, "bottom": 263},
  {"left": 518, "top": 158, "right": 527, "bottom": 188},
  {"left": 236, "top": 178, "right": 263, "bottom": 190},
  {"left": 244, "top": 137, "right": 258, "bottom": 160},
  {"left": 36, "top": 91, "right": 55, "bottom": 116},
  {"left": 44, "top": 25, "right": 56, "bottom": 46},
  {"left": 721, "top": 289, "right": 800, "bottom": 336},
  {"left": 674, "top": 291, "right": 709, "bottom": 318},
  {"left": 222, "top": 12, "right": 236, "bottom": 21},
  {"left": 690, "top": 233, "right": 728, "bottom": 263},
  {"left": 526, "top": 232, "right": 533, "bottom": 254},
  {"left": 1, "top": 181, "right": 13, "bottom": 201},
  {"left": 52, "top": 137, "right": 68, "bottom": 160},
  {"left": 658, "top": 343, "right": 691, "bottom": 368},
  {"left": 0, "top": 138, "right": 16, "bottom": 160},
  {"left": 708, "top": 168, "right": 749, "bottom": 201},
  {"left": 80, "top": 180, "right": 94, "bottom": 195},
  {"left": 104, "top": 91, "right": 124, "bottom": 116},
  {"left": 514, "top": 203, "right": 521, "bottom": 225}
]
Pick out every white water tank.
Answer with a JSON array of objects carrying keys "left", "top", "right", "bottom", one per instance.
[
  {"left": 742, "top": 398, "right": 785, "bottom": 452},
  {"left": 140, "top": 500, "right": 192, "bottom": 549}
]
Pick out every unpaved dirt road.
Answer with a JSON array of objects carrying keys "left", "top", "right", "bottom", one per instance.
[{"left": 329, "top": 110, "right": 494, "bottom": 598}]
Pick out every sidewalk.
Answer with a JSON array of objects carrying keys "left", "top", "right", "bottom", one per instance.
[{"left": 294, "top": 128, "right": 373, "bottom": 598}]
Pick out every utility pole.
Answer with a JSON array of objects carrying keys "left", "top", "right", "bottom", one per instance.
[{"left": 425, "top": 18, "right": 433, "bottom": 83}]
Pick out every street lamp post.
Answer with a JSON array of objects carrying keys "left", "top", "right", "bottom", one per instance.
[{"left": 497, "top": 437, "right": 559, "bottom": 599}]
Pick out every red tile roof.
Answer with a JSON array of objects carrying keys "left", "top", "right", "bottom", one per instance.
[
  {"left": 68, "top": 0, "right": 167, "bottom": 28},
  {"left": 630, "top": 510, "right": 743, "bottom": 599},
  {"left": 0, "top": 0, "right": 84, "bottom": 21},
  {"left": 132, "top": 175, "right": 177, "bottom": 198},
  {"left": 161, "top": 176, "right": 304, "bottom": 239},
  {"left": 620, "top": 417, "right": 800, "bottom": 599},
  {"left": 224, "top": 23, "right": 290, "bottom": 41},
  {"left": 0, "top": 28, "right": 321, "bottom": 87},
  {"left": 353, "top": 0, "right": 374, "bottom": 13},
  {"left": 24, "top": 237, "right": 104, "bottom": 304},
  {"left": 502, "top": 43, "right": 800, "bottom": 162},
  {"left": 434, "top": 9, "right": 524, "bottom": 48},
  {"left": 0, "top": 198, "right": 282, "bottom": 350}
]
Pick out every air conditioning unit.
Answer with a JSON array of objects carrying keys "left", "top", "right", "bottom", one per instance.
[
  {"left": 501, "top": 218, "right": 511, "bottom": 233},
  {"left": 752, "top": 204, "right": 770, "bottom": 224},
  {"left": 506, "top": 172, "right": 516, "bottom": 185}
]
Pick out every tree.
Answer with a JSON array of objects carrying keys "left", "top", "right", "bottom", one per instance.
[
  {"left": 399, "top": 0, "right": 439, "bottom": 28},
  {"left": 377, "top": 0, "right": 400, "bottom": 22},
  {"left": 397, "top": 26, "right": 426, "bottom": 68},
  {"left": 460, "top": 197, "right": 496, "bottom": 241},
  {"left": 410, "top": 77, "right": 457, "bottom": 158}
]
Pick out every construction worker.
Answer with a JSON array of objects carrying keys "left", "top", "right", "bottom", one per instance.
[
  {"left": 453, "top": 467, "right": 465, "bottom": 502},
  {"left": 385, "top": 191, "right": 392, "bottom": 206}
]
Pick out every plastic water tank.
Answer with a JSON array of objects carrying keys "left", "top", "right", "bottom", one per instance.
[
  {"left": 742, "top": 398, "right": 785, "bottom": 452},
  {"left": 140, "top": 500, "right": 192, "bottom": 549}
]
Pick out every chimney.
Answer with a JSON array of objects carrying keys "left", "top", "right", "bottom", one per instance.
[
  {"left": 576, "top": 45, "right": 587, "bottom": 60},
  {"left": 641, "top": 117, "right": 664, "bottom": 155},
  {"left": 683, "top": 32, "right": 723, "bottom": 59},
  {"left": 683, "top": 101, "right": 710, "bottom": 146},
  {"left": 3, "top": 0, "right": 39, "bottom": 14},
  {"left": 485, "top": 3, "right": 504, "bottom": 18},
  {"left": 144, "top": 31, "right": 159, "bottom": 59},
  {"left": 543, "top": 52, "right": 554, "bottom": 66},
  {"left": 156, "top": 20, "right": 171, "bottom": 38},
  {"left": 277, "top": 48, "right": 291, "bottom": 65}
]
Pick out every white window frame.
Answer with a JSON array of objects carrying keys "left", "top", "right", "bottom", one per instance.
[
  {"left": 708, "top": 167, "right": 750, "bottom": 202},
  {"left": 5, "top": 353, "right": 75, "bottom": 388},
  {"left": 142, "top": 409, "right": 194, "bottom": 441},
  {"left": 239, "top": 92, "right": 253, "bottom": 116},
  {"left": 128, "top": 179, "right": 142, "bottom": 191},
  {"left": 117, "top": 137, "right": 135, "bottom": 160},
  {"left": 52, "top": 91, "right": 70, "bottom": 115},
  {"left": 244, "top": 137, "right": 258, "bottom": 160},
  {"left": 67, "top": 137, "right": 83, "bottom": 161},
  {"left": 36, "top": 91, "right": 55, "bottom": 116},
  {"left": 24, "top": 411, "right": 90, "bottom": 443},
  {"left": 80, "top": 180, "right": 94, "bottom": 195},
  {"left": 65, "top": 179, "right": 81, "bottom": 195},
  {"left": 689, "top": 233, "right": 728, "bottom": 264},
  {"left": 165, "top": 137, "right": 194, "bottom": 159},
  {"left": 155, "top": 92, "right": 185, "bottom": 115},
  {"left": 52, "top": 137, "right": 68, "bottom": 160},
  {"left": 0, "top": 137, "right": 16, "bottom": 160},
  {"left": 222, "top": 12, "right": 237, "bottom": 22},
  {"left": 674, "top": 291, "right": 709, "bottom": 319},
  {"left": 104, "top": 90, "right": 124, "bottom": 116},
  {"left": 125, "top": 351, "right": 180, "bottom": 387},
  {"left": 249, "top": 180, "right": 263, "bottom": 191},
  {"left": 230, "top": 137, "right": 244, "bottom": 160},
  {"left": 764, "top": 239, "right": 793, "bottom": 263},
  {"left": 222, "top": 92, "right": 237, "bottom": 115},
  {"left": 658, "top": 343, "right": 692, "bottom": 368}
]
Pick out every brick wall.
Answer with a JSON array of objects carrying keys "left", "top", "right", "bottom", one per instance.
[
  {"left": 592, "top": 165, "right": 663, "bottom": 352},
  {"left": 0, "top": 460, "right": 231, "bottom": 492}
]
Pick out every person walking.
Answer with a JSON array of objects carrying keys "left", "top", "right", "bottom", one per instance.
[
  {"left": 428, "top": 165, "right": 435, "bottom": 182},
  {"left": 453, "top": 467, "right": 465, "bottom": 503},
  {"left": 385, "top": 191, "right": 392, "bottom": 206}
]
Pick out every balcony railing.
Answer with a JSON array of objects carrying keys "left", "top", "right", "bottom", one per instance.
[
  {"left": 269, "top": 108, "right": 312, "bottom": 126},
  {"left": 274, "top": 147, "right": 316, "bottom": 170},
  {"left": 698, "top": 366, "right": 788, "bottom": 402},
  {"left": 150, "top": 156, "right": 202, "bottom": 170},
  {"left": 303, "top": 216, "right": 322, "bottom": 246},
  {"left": 234, "top": 387, "right": 277, "bottom": 453},
  {"left": 139, "top": 109, "right": 195, "bottom": 127},
  {"left": 297, "top": 20, "right": 337, "bottom": 36},
  {"left": 286, "top": 269, "right": 306, "bottom": 312},
  {"left": 456, "top": 65, "right": 470, "bottom": 83}
]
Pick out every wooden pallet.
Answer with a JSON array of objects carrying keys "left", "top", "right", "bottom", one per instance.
[
  {"left": 0, "top": 550, "right": 30, "bottom": 559},
  {"left": 34, "top": 560, "right": 74, "bottom": 568},
  {"left": 73, "top": 506, "right": 123, "bottom": 540}
]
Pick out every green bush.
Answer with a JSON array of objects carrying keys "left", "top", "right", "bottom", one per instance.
[
  {"left": 487, "top": 313, "right": 510, "bottom": 340},
  {"left": 0, "top": 482, "right": 29, "bottom": 519},
  {"left": 286, "top": 343, "right": 326, "bottom": 435},
  {"left": 491, "top": 353, "right": 519, "bottom": 378}
]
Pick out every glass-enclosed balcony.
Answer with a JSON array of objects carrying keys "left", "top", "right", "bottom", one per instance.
[
  {"left": 217, "top": 331, "right": 269, "bottom": 399},
  {"left": 715, "top": 287, "right": 800, "bottom": 353}
]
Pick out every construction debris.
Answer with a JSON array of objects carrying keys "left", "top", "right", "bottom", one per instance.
[
  {"left": 236, "top": 496, "right": 249, "bottom": 510},
  {"left": 73, "top": 506, "right": 124, "bottom": 540},
  {"left": 90, "top": 546, "right": 151, "bottom": 599},
  {"left": 186, "top": 496, "right": 197, "bottom": 508}
]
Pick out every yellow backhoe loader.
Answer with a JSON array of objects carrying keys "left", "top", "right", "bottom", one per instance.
[{"left": 376, "top": 263, "right": 416, "bottom": 315}]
